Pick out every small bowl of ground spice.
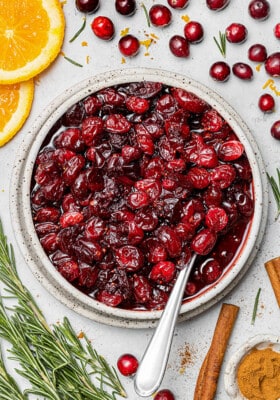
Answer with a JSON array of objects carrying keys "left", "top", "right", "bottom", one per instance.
[{"left": 224, "top": 334, "right": 280, "bottom": 400}]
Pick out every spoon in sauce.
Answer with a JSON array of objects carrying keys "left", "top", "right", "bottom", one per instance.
[{"left": 134, "top": 253, "right": 197, "bottom": 397}]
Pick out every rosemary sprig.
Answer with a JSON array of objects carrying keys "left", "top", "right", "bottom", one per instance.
[
  {"left": 213, "top": 31, "right": 227, "bottom": 57},
  {"left": 0, "top": 220, "right": 127, "bottom": 399},
  {"left": 0, "top": 350, "right": 27, "bottom": 400},
  {"left": 69, "top": 17, "right": 87, "bottom": 43},
  {"left": 141, "top": 3, "right": 151, "bottom": 27},
  {"left": 251, "top": 288, "right": 261, "bottom": 325},
  {"left": 267, "top": 168, "right": 280, "bottom": 220}
]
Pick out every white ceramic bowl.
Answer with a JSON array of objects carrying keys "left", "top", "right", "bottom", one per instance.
[
  {"left": 224, "top": 334, "right": 280, "bottom": 399},
  {"left": 10, "top": 68, "right": 268, "bottom": 328}
]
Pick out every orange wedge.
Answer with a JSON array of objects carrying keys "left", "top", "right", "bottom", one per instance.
[
  {"left": 0, "top": 80, "right": 34, "bottom": 146},
  {"left": 0, "top": 0, "right": 65, "bottom": 84}
]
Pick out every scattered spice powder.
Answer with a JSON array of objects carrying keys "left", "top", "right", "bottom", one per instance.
[
  {"left": 178, "top": 343, "right": 194, "bottom": 374},
  {"left": 237, "top": 347, "right": 280, "bottom": 400}
]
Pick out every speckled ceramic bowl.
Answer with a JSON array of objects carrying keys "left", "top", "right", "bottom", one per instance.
[
  {"left": 224, "top": 334, "right": 280, "bottom": 399},
  {"left": 10, "top": 68, "right": 268, "bottom": 328}
]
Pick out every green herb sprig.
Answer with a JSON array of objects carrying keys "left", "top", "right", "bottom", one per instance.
[
  {"left": 0, "top": 220, "right": 126, "bottom": 400},
  {"left": 69, "top": 17, "right": 87, "bottom": 43},
  {"left": 213, "top": 31, "right": 227, "bottom": 57},
  {"left": 267, "top": 168, "right": 280, "bottom": 220},
  {"left": 141, "top": 3, "right": 151, "bottom": 27},
  {"left": 251, "top": 288, "right": 261, "bottom": 325}
]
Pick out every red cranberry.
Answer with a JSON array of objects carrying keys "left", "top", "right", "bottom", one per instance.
[
  {"left": 205, "top": 207, "right": 228, "bottom": 232},
  {"left": 248, "top": 43, "right": 267, "bottom": 62},
  {"left": 115, "top": 0, "right": 136, "bottom": 16},
  {"left": 218, "top": 140, "right": 244, "bottom": 161},
  {"left": 91, "top": 16, "right": 115, "bottom": 40},
  {"left": 258, "top": 93, "right": 275, "bottom": 113},
  {"left": 154, "top": 389, "right": 175, "bottom": 400},
  {"left": 248, "top": 0, "right": 270, "bottom": 20},
  {"left": 232, "top": 62, "right": 253, "bottom": 80},
  {"left": 184, "top": 21, "right": 204, "bottom": 43},
  {"left": 225, "top": 23, "right": 247, "bottom": 44},
  {"left": 209, "top": 61, "right": 231, "bottom": 82},
  {"left": 206, "top": 0, "right": 230, "bottom": 11},
  {"left": 271, "top": 120, "right": 280, "bottom": 140},
  {"left": 117, "top": 354, "right": 139, "bottom": 376},
  {"left": 149, "top": 4, "right": 172, "bottom": 27},
  {"left": 75, "top": 0, "right": 99, "bottom": 13},
  {"left": 265, "top": 53, "right": 280, "bottom": 77},
  {"left": 274, "top": 23, "right": 280, "bottom": 39},
  {"left": 201, "top": 259, "right": 222, "bottom": 284},
  {"left": 191, "top": 229, "right": 217, "bottom": 256},
  {"left": 150, "top": 261, "right": 176, "bottom": 284},
  {"left": 168, "top": 0, "right": 189, "bottom": 8},
  {"left": 118, "top": 34, "right": 140, "bottom": 57},
  {"left": 169, "top": 35, "right": 190, "bottom": 57}
]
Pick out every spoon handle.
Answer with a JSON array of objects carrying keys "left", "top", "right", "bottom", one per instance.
[{"left": 134, "top": 254, "right": 197, "bottom": 398}]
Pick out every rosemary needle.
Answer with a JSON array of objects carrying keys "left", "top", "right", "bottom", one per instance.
[
  {"left": 141, "top": 3, "right": 151, "bottom": 27},
  {"left": 213, "top": 31, "right": 227, "bottom": 57},
  {"left": 69, "top": 17, "right": 86, "bottom": 43},
  {"left": 267, "top": 168, "right": 280, "bottom": 220},
  {"left": 251, "top": 288, "right": 261, "bottom": 325}
]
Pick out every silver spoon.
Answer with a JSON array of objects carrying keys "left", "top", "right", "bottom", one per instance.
[{"left": 134, "top": 254, "right": 197, "bottom": 397}]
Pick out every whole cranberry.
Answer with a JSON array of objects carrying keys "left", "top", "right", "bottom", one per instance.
[
  {"left": 149, "top": 4, "right": 172, "bottom": 27},
  {"left": 248, "top": 0, "right": 270, "bottom": 20},
  {"left": 184, "top": 21, "right": 204, "bottom": 43},
  {"left": 168, "top": 0, "right": 189, "bottom": 9},
  {"left": 118, "top": 34, "right": 140, "bottom": 57},
  {"left": 258, "top": 93, "right": 275, "bottom": 112},
  {"left": 265, "top": 53, "right": 280, "bottom": 77},
  {"left": 248, "top": 43, "right": 267, "bottom": 62},
  {"left": 232, "top": 62, "right": 253, "bottom": 80},
  {"left": 75, "top": 0, "right": 99, "bottom": 13},
  {"left": 225, "top": 23, "right": 247, "bottom": 44},
  {"left": 271, "top": 120, "right": 280, "bottom": 140},
  {"left": 169, "top": 35, "right": 190, "bottom": 57},
  {"left": 209, "top": 61, "right": 231, "bottom": 82},
  {"left": 91, "top": 16, "right": 115, "bottom": 40},
  {"left": 117, "top": 354, "right": 139, "bottom": 376},
  {"left": 154, "top": 389, "right": 175, "bottom": 400},
  {"left": 115, "top": 0, "right": 136, "bottom": 16},
  {"left": 206, "top": 0, "right": 230, "bottom": 11},
  {"left": 274, "top": 23, "right": 280, "bottom": 39}
]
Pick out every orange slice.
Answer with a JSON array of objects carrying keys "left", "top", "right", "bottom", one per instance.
[
  {"left": 0, "top": 0, "right": 65, "bottom": 84},
  {"left": 0, "top": 80, "right": 34, "bottom": 146}
]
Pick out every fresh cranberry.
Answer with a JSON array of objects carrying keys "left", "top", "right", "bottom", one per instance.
[
  {"left": 274, "top": 23, "right": 280, "bottom": 39},
  {"left": 91, "top": 16, "right": 115, "bottom": 40},
  {"left": 184, "top": 21, "right": 204, "bottom": 43},
  {"left": 265, "top": 53, "right": 280, "bottom": 77},
  {"left": 209, "top": 61, "right": 230, "bottom": 82},
  {"left": 115, "top": 0, "right": 136, "bottom": 16},
  {"left": 225, "top": 23, "right": 247, "bottom": 44},
  {"left": 154, "top": 389, "right": 175, "bottom": 400},
  {"left": 232, "top": 63, "right": 253, "bottom": 80},
  {"left": 75, "top": 0, "right": 99, "bottom": 13},
  {"left": 248, "top": 43, "right": 267, "bottom": 62},
  {"left": 118, "top": 34, "right": 140, "bottom": 57},
  {"left": 168, "top": 0, "right": 189, "bottom": 8},
  {"left": 117, "top": 354, "right": 139, "bottom": 376},
  {"left": 169, "top": 35, "right": 190, "bottom": 57},
  {"left": 258, "top": 93, "right": 275, "bottom": 112},
  {"left": 149, "top": 4, "right": 172, "bottom": 27},
  {"left": 248, "top": 0, "right": 270, "bottom": 20},
  {"left": 206, "top": 0, "right": 230, "bottom": 10},
  {"left": 271, "top": 120, "right": 280, "bottom": 140}
]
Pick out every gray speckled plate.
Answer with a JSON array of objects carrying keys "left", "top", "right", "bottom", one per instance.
[{"left": 9, "top": 68, "right": 268, "bottom": 328}]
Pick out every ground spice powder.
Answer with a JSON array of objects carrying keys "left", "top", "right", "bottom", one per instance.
[{"left": 237, "top": 347, "right": 280, "bottom": 400}]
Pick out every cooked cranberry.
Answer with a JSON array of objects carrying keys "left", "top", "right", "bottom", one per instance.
[
  {"left": 133, "top": 275, "right": 152, "bottom": 303},
  {"left": 91, "top": 16, "right": 115, "bottom": 40},
  {"left": 184, "top": 21, "right": 204, "bottom": 43},
  {"left": 105, "top": 114, "right": 132, "bottom": 133},
  {"left": 206, "top": 0, "right": 230, "bottom": 10},
  {"left": 62, "top": 102, "right": 85, "bottom": 127},
  {"left": 126, "top": 96, "right": 150, "bottom": 114},
  {"left": 191, "top": 229, "right": 217, "bottom": 256},
  {"left": 115, "top": 245, "right": 144, "bottom": 271},
  {"left": 218, "top": 140, "right": 244, "bottom": 161},
  {"left": 201, "top": 259, "right": 222, "bottom": 284},
  {"left": 157, "top": 226, "right": 182, "bottom": 258},
  {"left": 205, "top": 207, "right": 228, "bottom": 232},
  {"left": 96, "top": 290, "right": 123, "bottom": 307},
  {"left": 75, "top": 0, "right": 99, "bottom": 13},
  {"left": 115, "top": 0, "right": 136, "bottom": 16},
  {"left": 248, "top": 0, "right": 270, "bottom": 20},
  {"left": 248, "top": 44, "right": 267, "bottom": 62},
  {"left": 169, "top": 35, "right": 190, "bottom": 57},
  {"left": 117, "top": 354, "right": 139, "bottom": 376},
  {"left": 225, "top": 23, "right": 247, "bottom": 44},
  {"left": 211, "top": 164, "right": 236, "bottom": 189},
  {"left": 201, "top": 109, "right": 223, "bottom": 132},
  {"left": 118, "top": 34, "right": 140, "bottom": 57},
  {"left": 34, "top": 207, "right": 61, "bottom": 223},
  {"left": 209, "top": 61, "right": 231, "bottom": 82},
  {"left": 258, "top": 93, "right": 275, "bottom": 112},
  {"left": 171, "top": 88, "right": 208, "bottom": 113},
  {"left": 150, "top": 261, "right": 176, "bottom": 284},
  {"left": 168, "top": 0, "right": 189, "bottom": 8},
  {"left": 265, "top": 53, "right": 280, "bottom": 77},
  {"left": 154, "top": 389, "right": 175, "bottom": 400},
  {"left": 232, "top": 63, "right": 253, "bottom": 80},
  {"left": 274, "top": 23, "right": 280, "bottom": 39},
  {"left": 271, "top": 120, "right": 280, "bottom": 140},
  {"left": 187, "top": 167, "right": 210, "bottom": 189},
  {"left": 149, "top": 4, "right": 172, "bottom": 27},
  {"left": 60, "top": 211, "right": 84, "bottom": 228}
]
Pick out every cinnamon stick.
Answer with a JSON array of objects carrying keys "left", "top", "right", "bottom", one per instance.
[
  {"left": 265, "top": 256, "right": 280, "bottom": 307},
  {"left": 194, "top": 303, "right": 239, "bottom": 400}
]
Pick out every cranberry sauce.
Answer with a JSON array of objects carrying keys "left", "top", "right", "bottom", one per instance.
[{"left": 30, "top": 81, "right": 254, "bottom": 311}]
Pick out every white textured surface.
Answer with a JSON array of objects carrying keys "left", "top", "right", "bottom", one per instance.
[{"left": 1, "top": 0, "right": 280, "bottom": 398}]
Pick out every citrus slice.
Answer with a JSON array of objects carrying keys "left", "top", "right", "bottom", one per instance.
[
  {"left": 0, "top": 0, "right": 65, "bottom": 84},
  {"left": 0, "top": 80, "right": 34, "bottom": 146}
]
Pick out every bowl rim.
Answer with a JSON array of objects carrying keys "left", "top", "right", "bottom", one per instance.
[{"left": 9, "top": 67, "right": 268, "bottom": 328}]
